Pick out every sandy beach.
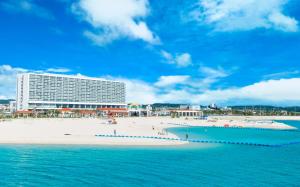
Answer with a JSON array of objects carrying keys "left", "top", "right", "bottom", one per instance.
[{"left": 0, "top": 116, "right": 297, "bottom": 146}]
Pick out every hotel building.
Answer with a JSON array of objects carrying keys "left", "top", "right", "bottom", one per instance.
[{"left": 16, "top": 73, "right": 126, "bottom": 111}]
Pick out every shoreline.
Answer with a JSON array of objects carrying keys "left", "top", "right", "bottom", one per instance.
[
  {"left": 0, "top": 116, "right": 297, "bottom": 146},
  {"left": 0, "top": 118, "right": 187, "bottom": 146}
]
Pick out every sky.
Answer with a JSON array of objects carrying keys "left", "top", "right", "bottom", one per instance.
[{"left": 1, "top": 0, "right": 300, "bottom": 106}]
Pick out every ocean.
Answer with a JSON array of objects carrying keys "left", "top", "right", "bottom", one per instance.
[{"left": 1, "top": 120, "right": 300, "bottom": 186}]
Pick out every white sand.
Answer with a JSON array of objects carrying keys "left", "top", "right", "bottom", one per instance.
[
  {"left": 209, "top": 115, "right": 300, "bottom": 121},
  {"left": 0, "top": 117, "right": 186, "bottom": 146},
  {"left": 0, "top": 116, "right": 296, "bottom": 146},
  {"left": 175, "top": 116, "right": 297, "bottom": 129}
]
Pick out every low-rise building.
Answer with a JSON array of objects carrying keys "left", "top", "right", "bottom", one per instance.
[
  {"left": 127, "top": 103, "right": 152, "bottom": 117},
  {"left": 170, "top": 109, "right": 203, "bottom": 118}
]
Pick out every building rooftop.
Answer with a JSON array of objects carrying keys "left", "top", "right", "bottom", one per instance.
[{"left": 19, "top": 73, "right": 124, "bottom": 83}]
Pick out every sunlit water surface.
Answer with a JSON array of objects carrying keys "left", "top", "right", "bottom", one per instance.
[{"left": 0, "top": 120, "right": 300, "bottom": 186}]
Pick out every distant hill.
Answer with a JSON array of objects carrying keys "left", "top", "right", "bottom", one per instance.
[
  {"left": 0, "top": 99, "right": 14, "bottom": 105},
  {"left": 229, "top": 105, "right": 300, "bottom": 112},
  {"left": 152, "top": 103, "right": 300, "bottom": 113},
  {"left": 152, "top": 103, "right": 182, "bottom": 109},
  {"left": 151, "top": 103, "right": 204, "bottom": 109}
]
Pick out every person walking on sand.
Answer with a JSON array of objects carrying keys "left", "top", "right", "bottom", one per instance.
[{"left": 114, "top": 129, "right": 116, "bottom": 136}]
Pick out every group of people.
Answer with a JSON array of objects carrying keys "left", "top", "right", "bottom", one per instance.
[
  {"left": 107, "top": 118, "right": 117, "bottom": 124},
  {"left": 152, "top": 125, "right": 168, "bottom": 136}
]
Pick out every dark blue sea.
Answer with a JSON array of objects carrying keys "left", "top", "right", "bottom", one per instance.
[{"left": 1, "top": 120, "right": 300, "bottom": 186}]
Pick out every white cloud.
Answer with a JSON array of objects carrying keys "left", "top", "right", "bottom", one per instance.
[
  {"left": 115, "top": 78, "right": 158, "bottom": 104},
  {"left": 155, "top": 75, "right": 190, "bottom": 87},
  {"left": 161, "top": 50, "right": 172, "bottom": 60},
  {"left": 268, "top": 11, "right": 298, "bottom": 32},
  {"left": 133, "top": 78, "right": 300, "bottom": 105},
  {"left": 161, "top": 50, "right": 192, "bottom": 67},
  {"left": 153, "top": 66, "right": 232, "bottom": 92},
  {"left": 263, "top": 70, "right": 300, "bottom": 80},
  {"left": 46, "top": 68, "right": 71, "bottom": 73},
  {"left": 72, "top": 0, "right": 159, "bottom": 45},
  {"left": 106, "top": 75, "right": 300, "bottom": 105},
  {"left": 0, "top": 65, "right": 27, "bottom": 99},
  {"left": 0, "top": 0, "right": 54, "bottom": 20},
  {"left": 192, "top": 0, "right": 298, "bottom": 32},
  {"left": 191, "top": 66, "right": 232, "bottom": 90},
  {"left": 199, "top": 66, "right": 229, "bottom": 78},
  {"left": 195, "top": 78, "right": 300, "bottom": 105},
  {"left": 175, "top": 53, "right": 192, "bottom": 67}
]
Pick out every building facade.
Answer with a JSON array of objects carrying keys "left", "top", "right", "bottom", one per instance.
[
  {"left": 170, "top": 110, "right": 203, "bottom": 118},
  {"left": 9, "top": 100, "right": 16, "bottom": 113},
  {"left": 16, "top": 73, "right": 126, "bottom": 111},
  {"left": 127, "top": 103, "right": 152, "bottom": 117}
]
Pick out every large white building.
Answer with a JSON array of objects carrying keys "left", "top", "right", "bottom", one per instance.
[{"left": 16, "top": 73, "right": 126, "bottom": 111}]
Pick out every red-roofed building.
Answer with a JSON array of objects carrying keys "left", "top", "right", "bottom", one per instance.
[{"left": 97, "top": 108, "right": 128, "bottom": 117}]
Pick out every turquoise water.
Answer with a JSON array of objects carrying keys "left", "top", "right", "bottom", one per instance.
[
  {"left": 171, "top": 121, "right": 300, "bottom": 146},
  {"left": 1, "top": 121, "right": 300, "bottom": 186}
]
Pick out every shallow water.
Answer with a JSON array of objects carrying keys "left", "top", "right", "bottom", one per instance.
[
  {"left": 0, "top": 120, "right": 300, "bottom": 186},
  {"left": 170, "top": 121, "right": 300, "bottom": 145}
]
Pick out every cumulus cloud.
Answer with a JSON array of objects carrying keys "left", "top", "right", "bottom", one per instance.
[
  {"left": 105, "top": 67, "right": 300, "bottom": 105},
  {"left": 161, "top": 50, "right": 173, "bottom": 61},
  {"left": 175, "top": 53, "right": 192, "bottom": 67},
  {"left": 114, "top": 78, "right": 158, "bottom": 104},
  {"left": 0, "top": 0, "right": 54, "bottom": 20},
  {"left": 199, "top": 66, "right": 229, "bottom": 78},
  {"left": 118, "top": 77, "right": 300, "bottom": 105},
  {"left": 263, "top": 70, "right": 300, "bottom": 80},
  {"left": 192, "top": 66, "right": 232, "bottom": 90},
  {"left": 195, "top": 78, "right": 300, "bottom": 105},
  {"left": 0, "top": 65, "right": 27, "bottom": 99},
  {"left": 191, "top": 0, "right": 298, "bottom": 32},
  {"left": 46, "top": 68, "right": 71, "bottom": 73},
  {"left": 72, "top": 0, "right": 159, "bottom": 45},
  {"left": 161, "top": 50, "right": 192, "bottom": 67},
  {"left": 154, "top": 75, "right": 190, "bottom": 87},
  {"left": 153, "top": 66, "right": 231, "bottom": 92}
]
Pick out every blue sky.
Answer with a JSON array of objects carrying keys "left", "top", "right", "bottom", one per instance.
[{"left": 1, "top": 0, "right": 300, "bottom": 105}]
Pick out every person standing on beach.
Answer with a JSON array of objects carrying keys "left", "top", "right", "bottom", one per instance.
[{"left": 114, "top": 129, "right": 116, "bottom": 136}]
